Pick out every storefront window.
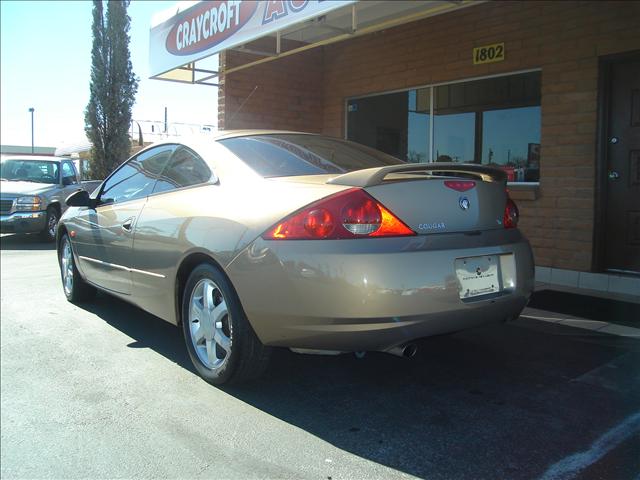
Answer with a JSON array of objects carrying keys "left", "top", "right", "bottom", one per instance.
[{"left": 346, "top": 71, "right": 541, "bottom": 183}]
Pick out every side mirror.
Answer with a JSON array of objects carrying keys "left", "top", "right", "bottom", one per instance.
[
  {"left": 66, "top": 189, "right": 93, "bottom": 208},
  {"left": 62, "top": 176, "right": 75, "bottom": 186}
]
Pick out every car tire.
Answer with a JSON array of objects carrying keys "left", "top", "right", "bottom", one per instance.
[
  {"left": 58, "top": 234, "right": 96, "bottom": 303},
  {"left": 181, "top": 263, "right": 271, "bottom": 385},
  {"left": 41, "top": 206, "right": 60, "bottom": 242}
]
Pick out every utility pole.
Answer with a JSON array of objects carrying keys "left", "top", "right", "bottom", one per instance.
[{"left": 28, "top": 107, "right": 35, "bottom": 153}]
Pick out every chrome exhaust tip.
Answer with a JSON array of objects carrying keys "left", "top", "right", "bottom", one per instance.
[
  {"left": 386, "top": 343, "right": 418, "bottom": 358},
  {"left": 403, "top": 343, "right": 418, "bottom": 358}
]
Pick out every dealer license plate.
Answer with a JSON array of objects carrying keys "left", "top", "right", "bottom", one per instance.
[{"left": 455, "top": 255, "right": 501, "bottom": 299}]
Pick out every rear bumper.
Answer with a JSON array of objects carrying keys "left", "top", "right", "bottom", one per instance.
[
  {"left": 227, "top": 229, "right": 535, "bottom": 351},
  {"left": 0, "top": 211, "right": 46, "bottom": 234}
]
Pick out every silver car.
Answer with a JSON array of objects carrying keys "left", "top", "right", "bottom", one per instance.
[{"left": 57, "top": 131, "right": 534, "bottom": 385}]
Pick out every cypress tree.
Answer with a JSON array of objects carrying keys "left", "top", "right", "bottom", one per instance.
[{"left": 85, "top": 0, "right": 138, "bottom": 179}]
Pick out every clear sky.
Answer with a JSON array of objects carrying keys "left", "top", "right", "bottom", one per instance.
[{"left": 0, "top": 0, "right": 218, "bottom": 149}]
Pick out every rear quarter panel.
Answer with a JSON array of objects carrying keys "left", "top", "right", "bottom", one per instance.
[{"left": 129, "top": 178, "right": 348, "bottom": 324}]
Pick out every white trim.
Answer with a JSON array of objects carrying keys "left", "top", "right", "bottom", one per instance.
[
  {"left": 343, "top": 96, "right": 348, "bottom": 140},
  {"left": 429, "top": 86, "right": 434, "bottom": 163},
  {"left": 130, "top": 267, "right": 166, "bottom": 279},
  {"left": 508, "top": 181, "right": 540, "bottom": 186},
  {"left": 79, "top": 256, "right": 166, "bottom": 279}
]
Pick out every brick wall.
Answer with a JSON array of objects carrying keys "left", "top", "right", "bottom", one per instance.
[
  {"left": 219, "top": 42, "right": 324, "bottom": 132},
  {"left": 219, "top": 1, "right": 640, "bottom": 272}
]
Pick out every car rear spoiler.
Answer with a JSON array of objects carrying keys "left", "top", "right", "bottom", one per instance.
[{"left": 327, "top": 162, "right": 507, "bottom": 188}]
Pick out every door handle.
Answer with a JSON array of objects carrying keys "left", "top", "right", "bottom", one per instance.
[{"left": 121, "top": 217, "right": 135, "bottom": 232}]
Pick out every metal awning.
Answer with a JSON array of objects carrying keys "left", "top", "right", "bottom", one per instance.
[{"left": 149, "top": 0, "right": 480, "bottom": 86}]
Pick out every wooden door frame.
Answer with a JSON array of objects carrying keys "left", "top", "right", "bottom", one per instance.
[{"left": 592, "top": 50, "right": 640, "bottom": 273}]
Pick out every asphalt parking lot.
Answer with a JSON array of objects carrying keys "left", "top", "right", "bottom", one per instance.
[{"left": 1, "top": 234, "right": 639, "bottom": 480}]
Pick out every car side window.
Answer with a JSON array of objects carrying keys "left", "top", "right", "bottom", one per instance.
[
  {"left": 153, "top": 146, "right": 212, "bottom": 194},
  {"left": 61, "top": 162, "right": 77, "bottom": 184},
  {"left": 99, "top": 145, "right": 176, "bottom": 205}
]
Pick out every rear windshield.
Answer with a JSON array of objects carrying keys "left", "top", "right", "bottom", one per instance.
[{"left": 219, "top": 134, "right": 403, "bottom": 178}]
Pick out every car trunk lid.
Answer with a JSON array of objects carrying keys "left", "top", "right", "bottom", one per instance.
[{"left": 327, "top": 163, "right": 508, "bottom": 234}]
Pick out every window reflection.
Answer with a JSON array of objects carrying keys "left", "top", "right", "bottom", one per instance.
[
  {"left": 153, "top": 147, "right": 212, "bottom": 193},
  {"left": 347, "top": 92, "right": 408, "bottom": 159},
  {"left": 407, "top": 89, "right": 430, "bottom": 163},
  {"left": 100, "top": 145, "right": 175, "bottom": 204},
  {"left": 482, "top": 106, "right": 541, "bottom": 182},
  {"left": 433, "top": 113, "right": 475, "bottom": 162}
]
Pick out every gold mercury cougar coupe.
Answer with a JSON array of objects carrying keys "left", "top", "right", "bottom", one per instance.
[{"left": 57, "top": 131, "right": 534, "bottom": 385}]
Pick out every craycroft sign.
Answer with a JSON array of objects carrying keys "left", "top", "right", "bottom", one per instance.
[{"left": 150, "top": 0, "right": 355, "bottom": 78}]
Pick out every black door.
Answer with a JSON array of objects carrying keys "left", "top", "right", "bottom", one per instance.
[{"left": 604, "top": 55, "right": 640, "bottom": 274}]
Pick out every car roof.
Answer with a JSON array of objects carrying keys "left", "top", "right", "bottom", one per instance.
[
  {"left": 128, "top": 130, "right": 320, "bottom": 180},
  {"left": 211, "top": 129, "right": 317, "bottom": 140},
  {"left": 146, "top": 130, "right": 318, "bottom": 151}
]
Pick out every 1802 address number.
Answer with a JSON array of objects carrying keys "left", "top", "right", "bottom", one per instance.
[{"left": 473, "top": 43, "right": 505, "bottom": 65}]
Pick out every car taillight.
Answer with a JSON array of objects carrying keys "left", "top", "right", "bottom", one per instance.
[
  {"left": 504, "top": 196, "right": 519, "bottom": 229},
  {"left": 263, "top": 188, "right": 415, "bottom": 240}
]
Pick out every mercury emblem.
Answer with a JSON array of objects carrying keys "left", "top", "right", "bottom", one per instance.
[{"left": 459, "top": 197, "right": 470, "bottom": 210}]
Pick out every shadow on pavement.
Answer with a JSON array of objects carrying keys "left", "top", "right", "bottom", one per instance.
[
  {"left": 79, "top": 293, "right": 640, "bottom": 480},
  {"left": 79, "top": 292, "right": 194, "bottom": 373},
  {"left": 0, "top": 234, "right": 56, "bottom": 251}
]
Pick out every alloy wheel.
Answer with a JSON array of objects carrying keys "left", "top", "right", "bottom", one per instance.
[
  {"left": 188, "top": 278, "right": 232, "bottom": 370},
  {"left": 61, "top": 238, "right": 74, "bottom": 296}
]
